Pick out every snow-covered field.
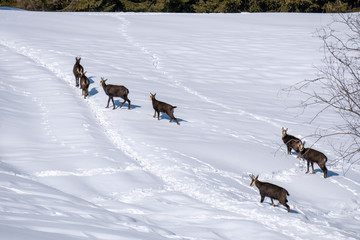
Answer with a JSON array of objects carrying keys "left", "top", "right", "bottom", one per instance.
[{"left": 0, "top": 10, "right": 359, "bottom": 239}]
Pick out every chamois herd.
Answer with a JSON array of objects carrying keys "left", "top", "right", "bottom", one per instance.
[
  {"left": 73, "top": 57, "right": 179, "bottom": 125},
  {"left": 73, "top": 57, "right": 329, "bottom": 213}
]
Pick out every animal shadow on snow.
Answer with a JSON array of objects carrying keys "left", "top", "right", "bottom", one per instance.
[
  {"left": 114, "top": 100, "right": 141, "bottom": 110},
  {"left": 289, "top": 209, "right": 300, "bottom": 214},
  {"left": 88, "top": 76, "right": 95, "bottom": 84},
  {"left": 160, "top": 113, "right": 186, "bottom": 123},
  {"left": 314, "top": 169, "right": 339, "bottom": 178},
  {"left": 263, "top": 202, "right": 300, "bottom": 214},
  {"left": 88, "top": 87, "right": 98, "bottom": 96},
  {"left": 290, "top": 151, "right": 299, "bottom": 156},
  {"left": 87, "top": 76, "right": 98, "bottom": 97}
]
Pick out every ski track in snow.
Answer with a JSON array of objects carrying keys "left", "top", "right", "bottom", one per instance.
[{"left": 1, "top": 13, "right": 359, "bottom": 240}]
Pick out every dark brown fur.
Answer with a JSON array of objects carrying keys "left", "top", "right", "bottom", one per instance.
[
  {"left": 282, "top": 128, "right": 301, "bottom": 158},
  {"left": 250, "top": 174, "right": 290, "bottom": 212},
  {"left": 80, "top": 71, "right": 90, "bottom": 99},
  {"left": 100, "top": 77, "right": 130, "bottom": 110},
  {"left": 150, "top": 93, "right": 179, "bottom": 125},
  {"left": 73, "top": 57, "right": 84, "bottom": 88},
  {"left": 299, "top": 141, "right": 328, "bottom": 178}
]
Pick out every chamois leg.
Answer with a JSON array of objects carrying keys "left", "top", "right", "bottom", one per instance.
[
  {"left": 120, "top": 99, "right": 126, "bottom": 108},
  {"left": 170, "top": 115, "right": 180, "bottom": 125},
  {"left": 111, "top": 96, "right": 116, "bottom": 110},
  {"left": 319, "top": 163, "right": 328, "bottom": 178},
  {"left": 157, "top": 111, "right": 160, "bottom": 120},
  {"left": 271, "top": 198, "right": 275, "bottom": 207},
  {"left": 283, "top": 203, "right": 290, "bottom": 212},
  {"left": 106, "top": 97, "right": 111, "bottom": 108},
  {"left": 75, "top": 77, "right": 79, "bottom": 88},
  {"left": 81, "top": 87, "right": 86, "bottom": 99},
  {"left": 173, "top": 117, "right": 180, "bottom": 125},
  {"left": 260, "top": 195, "right": 265, "bottom": 203},
  {"left": 169, "top": 111, "right": 180, "bottom": 125},
  {"left": 306, "top": 161, "right": 310, "bottom": 174},
  {"left": 127, "top": 98, "right": 131, "bottom": 109},
  {"left": 311, "top": 162, "right": 315, "bottom": 174},
  {"left": 287, "top": 146, "right": 291, "bottom": 155}
]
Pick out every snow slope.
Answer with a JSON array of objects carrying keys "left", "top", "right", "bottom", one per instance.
[{"left": 0, "top": 10, "right": 359, "bottom": 239}]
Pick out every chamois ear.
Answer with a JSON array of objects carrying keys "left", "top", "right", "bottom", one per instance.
[{"left": 256, "top": 175, "right": 259, "bottom": 180}]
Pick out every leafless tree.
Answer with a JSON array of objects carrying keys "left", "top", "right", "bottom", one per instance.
[{"left": 289, "top": 13, "right": 360, "bottom": 175}]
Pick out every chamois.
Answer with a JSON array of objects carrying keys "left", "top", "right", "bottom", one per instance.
[
  {"left": 282, "top": 127, "right": 301, "bottom": 158},
  {"left": 298, "top": 141, "right": 328, "bottom": 178},
  {"left": 80, "top": 71, "right": 90, "bottom": 99},
  {"left": 250, "top": 174, "right": 290, "bottom": 212},
  {"left": 73, "top": 57, "right": 84, "bottom": 87},
  {"left": 100, "top": 77, "right": 131, "bottom": 110},
  {"left": 150, "top": 93, "right": 180, "bottom": 125}
]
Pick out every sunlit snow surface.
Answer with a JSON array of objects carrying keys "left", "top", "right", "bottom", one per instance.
[{"left": 0, "top": 10, "right": 359, "bottom": 239}]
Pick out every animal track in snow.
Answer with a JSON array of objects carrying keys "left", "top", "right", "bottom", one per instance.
[{"left": 111, "top": 15, "right": 282, "bottom": 130}]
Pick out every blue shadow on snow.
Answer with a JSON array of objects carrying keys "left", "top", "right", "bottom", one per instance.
[
  {"left": 314, "top": 169, "right": 338, "bottom": 178},
  {"left": 160, "top": 113, "right": 186, "bottom": 123},
  {"left": 114, "top": 100, "right": 141, "bottom": 110},
  {"left": 88, "top": 87, "right": 98, "bottom": 96},
  {"left": 262, "top": 202, "right": 300, "bottom": 214}
]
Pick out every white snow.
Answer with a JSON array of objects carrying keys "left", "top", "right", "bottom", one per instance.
[{"left": 0, "top": 10, "right": 359, "bottom": 240}]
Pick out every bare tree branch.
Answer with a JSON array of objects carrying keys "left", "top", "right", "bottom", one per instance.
[{"left": 287, "top": 13, "right": 360, "bottom": 175}]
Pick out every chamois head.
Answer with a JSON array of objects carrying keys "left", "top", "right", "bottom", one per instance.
[
  {"left": 150, "top": 93, "right": 156, "bottom": 101},
  {"left": 75, "top": 56, "right": 81, "bottom": 64},
  {"left": 80, "top": 71, "right": 87, "bottom": 77},
  {"left": 249, "top": 174, "right": 259, "bottom": 186},
  {"left": 298, "top": 141, "right": 306, "bottom": 151},
  {"left": 282, "top": 127, "right": 288, "bottom": 138},
  {"left": 100, "top": 77, "right": 108, "bottom": 87}
]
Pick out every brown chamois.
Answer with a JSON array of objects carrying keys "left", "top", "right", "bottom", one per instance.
[
  {"left": 250, "top": 174, "right": 290, "bottom": 212},
  {"left": 100, "top": 77, "right": 131, "bottom": 110},
  {"left": 80, "top": 71, "right": 90, "bottom": 99},
  {"left": 150, "top": 93, "right": 180, "bottom": 125},
  {"left": 73, "top": 57, "right": 84, "bottom": 88},
  {"left": 282, "top": 127, "right": 301, "bottom": 158},
  {"left": 298, "top": 141, "right": 328, "bottom": 178}
]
